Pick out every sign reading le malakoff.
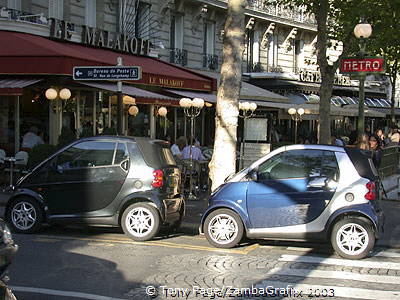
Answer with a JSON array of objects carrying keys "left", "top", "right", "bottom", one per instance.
[
  {"left": 340, "top": 57, "right": 385, "bottom": 74},
  {"left": 73, "top": 66, "right": 142, "bottom": 81}
]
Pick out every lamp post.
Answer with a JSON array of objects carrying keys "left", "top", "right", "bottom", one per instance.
[
  {"left": 288, "top": 107, "right": 305, "bottom": 144},
  {"left": 179, "top": 97, "right": 204, "bottom": 201},
  {"left": 238, "top": 101, "right": 257, "bottom": 169},
  {"left": 354, "top": 21, "right": 372, "bottom": 138}
]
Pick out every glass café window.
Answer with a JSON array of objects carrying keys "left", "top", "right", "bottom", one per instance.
[{"left": 56, "top": 141, "right": 116, "bottom": 170}]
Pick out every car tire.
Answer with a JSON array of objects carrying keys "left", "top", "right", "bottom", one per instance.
[
  {"left": 331, "top": 217, "right": 375, "bottom": 260},
  {"left": 204, "top": 209, "right": 244, "bottom": 248},
  {"left": 121, "top": 202, "right": 160, "bottom": 241},
  {"left": 6, "top": 197, "right": 43, "bottom": 233}
]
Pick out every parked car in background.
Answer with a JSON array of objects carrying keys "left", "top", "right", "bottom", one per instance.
[
  {"left": 5, "top": 136, "right": 184, "bottom": 241},
  {"left": 201, "top": 145, "right": 384, "bottom": 259}
]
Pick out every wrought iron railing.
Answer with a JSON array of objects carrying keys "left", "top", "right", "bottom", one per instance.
[
  {"left": 203, "top": 54, "right": 219, "bottom": 70},
  {"left": 0, "top": 7, "right": 48, "bottom": 24},
  {"left": 246, "top": 0, "right": 316, "bottom": 25},
  {"left": 170, "top": 48, "right": 188, "bottom": 66}
]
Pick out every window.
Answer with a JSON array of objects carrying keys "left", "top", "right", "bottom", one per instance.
[
  {"left": 268, "top": 35, "right": 278, "bottom": 67},
  {"left": 56, "top": 141, "right": 116, "bottom": 170},
  {"left": 257, "top": 150, "right": 339, "bottom": 180},
  {"left": 170, "top": 14, "right": 183, "bottom": 49},
  {"left": 85, "top": 0, "right": 96, "bottom": 27},
  {"left": 7, "top": 0, "right": 21, "bottom": 10},
  {"left": 49, "top": 0, "right": 63, "bottom": 19},
  {"left": 135, "top": 2, "right": 151, "bottom": 39},
  {"left": 294, "top": 39, "right": 304, "bottom": 72},
  {"left": 203, "top": 21, "right": 215, "bottom": 55},
  {"left": 114, "top": 142, "right": 129, "bottom": 165}
]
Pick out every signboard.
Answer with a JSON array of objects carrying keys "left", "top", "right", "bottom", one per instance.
[
  {"left": 73, "top": 66, "right": 142, "bottom": 81},
  {"left": 244, "top": 118, "right": 267, "bottom": 141},
  {"left": 340, "top": 57, "right": 385, "bottom": 74},
  {"left": 240, "top": 142, "right": 271, "bottom": 169}
]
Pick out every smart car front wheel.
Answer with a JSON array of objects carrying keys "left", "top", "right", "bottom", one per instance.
[
  {"left": 204, "top": 209, "right": 244, "bottom": 248},
  {"left": 121, "top": 203, "right": 160, "bottom": 241},
  {"left": 331, "top": 217, "right": 375, "bottom": 260},
  {"left": 7, "top": 197, "right": 43, "bottom": 233}
]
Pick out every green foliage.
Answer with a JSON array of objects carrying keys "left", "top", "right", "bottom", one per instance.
[{"left": 27, "top": 144, "right": 58, "bottom": 169}]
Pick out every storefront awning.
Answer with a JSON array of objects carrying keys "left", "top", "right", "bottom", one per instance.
[
  {"left": 196, "top": 70, "right": 291, "bottom": 103},
  {"left": 0, "top": 78, "right": 42, "bottom": 95},
  {"left": 164, "top": 89, "right": 217, "bottom": 103},
  {"left": 0, "top": 31, "right": 216, "bottom": 92},
  {"left": 78, "top": 82, "right": 178, "bottom": 105}
]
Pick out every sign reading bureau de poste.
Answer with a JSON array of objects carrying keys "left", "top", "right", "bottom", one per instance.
[
  {"left": 340, "top": 57, "right": 385, "bottom": 74},
  {"left": 73, "top": 66, "right": 142, "bottom": 81}
]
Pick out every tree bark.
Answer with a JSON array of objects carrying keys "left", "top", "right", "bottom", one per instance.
[
  {"left": 209, "top": 0, "right": 246, "bottom": 191},
  {"left": 315, "top": 0, "right": 332, "bottom": 144}
]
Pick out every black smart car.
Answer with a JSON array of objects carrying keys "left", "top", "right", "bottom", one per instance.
[{"left": 5, "top": 136, "right": 184, "bottom": 241}]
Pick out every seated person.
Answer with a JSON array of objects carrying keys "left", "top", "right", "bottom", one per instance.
[
  {"left": 21, "top": 126, "right": 44, "bottom": 151},
  {"left": 182, "top": 138, "right": 205, "bottom": 161}
]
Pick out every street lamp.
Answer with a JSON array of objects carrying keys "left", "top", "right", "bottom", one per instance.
[
  {"left": 354, "top": 21, "right": 372, "bottom": 138},
  {"left": 238, "top": 101, "right": 257, "bottom": 118},
  {"left": 288, "top": 107, "right": 305, "bottom": 144},
  {"left": 179, "top": 97, "right": 204, "bottom": 201}
]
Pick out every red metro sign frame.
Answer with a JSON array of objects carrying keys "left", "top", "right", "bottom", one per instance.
[{"left": 340, "top": 57, "right": 385, "bottom": 74}]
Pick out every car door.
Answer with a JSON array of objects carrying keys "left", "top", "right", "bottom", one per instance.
[
  {"left": 246, "top": 149, "right": 339, "bottom": 229},
  {"left": 39, "top": 141, "right": 129, "bottom": 216}
]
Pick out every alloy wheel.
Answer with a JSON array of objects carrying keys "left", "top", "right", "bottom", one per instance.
[
  {"left": 208, "top": 213, "right": 239, "bottom": 245},
  {"left": 336, "top": 223, "right": 369, "bottom": 256},
  {"left": 11, "top": 201, "right": 37, "bottom": 231},
  {"left": 125, "top": 207, "right": 155, "bottom": 238}
]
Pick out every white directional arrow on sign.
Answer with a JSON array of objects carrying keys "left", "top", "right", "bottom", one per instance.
[{"left": 75, "top": 70, "right": 83, "bottom": 77}]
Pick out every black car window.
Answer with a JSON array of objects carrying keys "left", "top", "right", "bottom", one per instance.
[
  {"left": 57, "top": 141, "right": 116, "bottom": 170},
  {"left": 258, "top": 149, "right": 328, "bottom": 180},
  {"left": 114, "top": 142, "right": 129, "bottom": 165}
]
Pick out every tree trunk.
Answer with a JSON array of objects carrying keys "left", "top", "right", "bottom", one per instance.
[
  {"left": 209, "top": 0, "right": 246, "bottom": 191},
  {"left": 315, "top": 0, "right": 332, "bottom": 144}
]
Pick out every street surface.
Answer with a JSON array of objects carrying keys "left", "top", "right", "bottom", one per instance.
[{"left": 7, "top": 225, "right": 400, "bottom": 300}]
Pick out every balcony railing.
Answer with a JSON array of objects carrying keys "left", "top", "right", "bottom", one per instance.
[
  {"left": 170, "top": 48, "right": 188, "bottom": 66},
  {"left": 0, "top": 7, "right": 48, "bottom": 24},
  {"left": 203, "top": 54, "right": 219, "bottom": 70},
  {"left": 246, "top": 1, "right": 316, "bottom": 25}
]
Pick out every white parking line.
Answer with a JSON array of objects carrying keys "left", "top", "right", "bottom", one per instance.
[
  {"left": 266, "top": 267, "right": 400, "bottom": 285},
  {"left": 256, "top": 280, "right": 400, "bottom": 300},
  {"left": 373, "top": 250, "right": 400, "bottom": 258},
  {"left": 279, "top": 254, "right": 400, "bottom": 270},
  {"left": 10, "top": 286, "right": 127, "bottom": 300}
]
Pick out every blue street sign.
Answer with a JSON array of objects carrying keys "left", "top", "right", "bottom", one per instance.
[{"left": 73, "top": 66, "right": 142, "bottom": 81}]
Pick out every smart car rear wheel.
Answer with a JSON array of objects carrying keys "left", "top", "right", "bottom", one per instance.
[
  {"left": 7, "top": 197, "right": 43, "bottom": 233},
  {"left": 331, "top": 217, "right": 375, "bottom": 260},
  {"left": 121, "top": 203, "right": 160, "bottom": 241},
  {"left": 204, "top": 209, "right": 244, "bottom": 248}
]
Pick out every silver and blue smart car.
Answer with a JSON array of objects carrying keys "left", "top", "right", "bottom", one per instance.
[{"left": 201, "top": 145, "right": 384, "bottom": 259}]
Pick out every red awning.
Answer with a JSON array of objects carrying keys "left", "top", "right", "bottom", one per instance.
[
  {"left": 0, "top": 78, "right": 42, "bottom": 95},
  {"left": 0, "top": 31, "right": 216, "bottom": 92}
]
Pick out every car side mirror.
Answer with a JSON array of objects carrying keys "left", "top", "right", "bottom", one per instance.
[
  {"left": 307, "top": 177, "right": 328, "bottom": 188},
  {"left": 249, "top": 170, "right": 258, "bottom": 181}
]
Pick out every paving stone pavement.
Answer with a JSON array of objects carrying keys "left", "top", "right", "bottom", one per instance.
[{"left": 128, "top": 251, "right": 400, "bottom": 300}]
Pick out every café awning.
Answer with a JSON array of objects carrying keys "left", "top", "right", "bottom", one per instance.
[
  {"left": 0, "top": 31, "right": 216, "bottom": 92},
  {"left": 78, "top": 82, "right": 178, "bottom": 105},
  {"left": 0, "top": 78, "right": 42, "bottom": 95}
]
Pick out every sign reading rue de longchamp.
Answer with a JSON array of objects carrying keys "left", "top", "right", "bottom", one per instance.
[
  {"left": 73, "top": 66, "right": 142, "bottom": 81},
  {"left": 340, "top": 57, "right": 385, "bottom": 74}
]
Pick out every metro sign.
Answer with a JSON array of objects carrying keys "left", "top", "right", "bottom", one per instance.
[{"left": 340, "top": 57, "right": 385, "bottom": 74}]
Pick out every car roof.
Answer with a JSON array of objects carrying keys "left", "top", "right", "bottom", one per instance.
[
  {"left": 76, "top": 135, "right": 167, "bottom": 143},
  {"left": 284, "top": 144, "right": 346, "bottom": 152}
]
